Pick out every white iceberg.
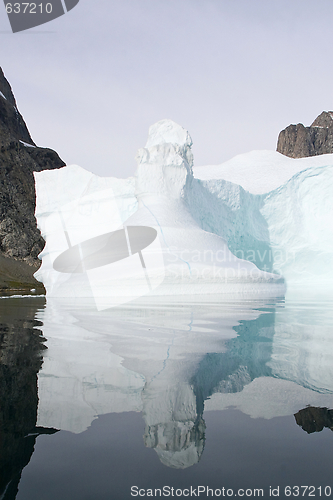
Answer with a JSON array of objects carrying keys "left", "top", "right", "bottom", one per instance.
[
  {"left": 35, "top": 119, "right": 333, "bottom": 304},
  {"left": 34, "top": 120, "right": 284, "bottom": 309}
]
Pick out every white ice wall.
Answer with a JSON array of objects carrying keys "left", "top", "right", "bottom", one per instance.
[{"left": 191, "top": 153, "right": 333, "bottom": 290}]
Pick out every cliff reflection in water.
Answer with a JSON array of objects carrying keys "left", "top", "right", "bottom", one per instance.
[
  {"left": 35, "top": 296, "right": 333, "bottom": 469},
  {"left": 0, "top": 297, "right": 53, "bottom": 499},
  {"left": 294, "top": 406, "right": 333, "bottom": 434}
]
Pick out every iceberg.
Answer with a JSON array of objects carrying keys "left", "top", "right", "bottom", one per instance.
[
  {"left": 35, "top": 119, "right": 332, "bottom": 305},
  {"left": 34, "top": 120, "right": 284, "bottom": 308},
  {"left": 191, "top": 151, "right": 333, "bottom": 291}
]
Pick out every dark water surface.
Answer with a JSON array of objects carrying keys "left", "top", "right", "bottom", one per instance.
[{"left": 0, "top": 295, "right": 332, "bottom": 499}]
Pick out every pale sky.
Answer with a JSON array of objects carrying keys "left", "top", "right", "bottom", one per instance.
[{"left": 1, "top": 0, "right": 333, "bottom": 178}]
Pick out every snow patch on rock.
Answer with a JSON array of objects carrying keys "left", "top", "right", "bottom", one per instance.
[{"left": 19, "top": 140, "right": 36, "bottom": 148}]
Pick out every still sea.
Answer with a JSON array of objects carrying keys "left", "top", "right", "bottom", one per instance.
[{"left": 1, "top": 294, "right": 333, "bottom": 500}]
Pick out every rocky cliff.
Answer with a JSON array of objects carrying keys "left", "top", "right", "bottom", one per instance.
[
  {"left": 0, "top": 297, "right": 59, "bottom": 498},
  {"left": 277, "top": 111, "right": 333, "bottom": 158},
  {"left": 0, "top": 68, "right": 65, "bottom": 293}
]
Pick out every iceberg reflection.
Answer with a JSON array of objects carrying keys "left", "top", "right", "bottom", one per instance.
[{"left": 35, "top": 296, "right": 333, "bottom": 468}]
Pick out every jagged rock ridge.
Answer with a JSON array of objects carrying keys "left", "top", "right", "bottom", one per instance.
[
  {"left": 0, "top": 67, "right": 66, "bottom": 292},
  {"left": 277, "top": 111, "right": 333, "bottom": 158}
]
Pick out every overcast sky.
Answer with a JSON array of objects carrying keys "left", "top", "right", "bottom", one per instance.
[{"left": 1, "top": 0, "right": 333, "bottom": 178}]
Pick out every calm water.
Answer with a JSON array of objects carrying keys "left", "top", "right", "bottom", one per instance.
[{"left": 0, "top": 294, "right": 333, "bottom": 499}]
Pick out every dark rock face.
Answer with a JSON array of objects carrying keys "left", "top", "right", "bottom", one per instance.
[
  {"left": 0, "top": 297, "right": 58, "bottom": 498},
  {"left": 0, "top": 67, "right": 66, "bottom": 292},
  {"left": 277, "top": 111, "right": 333, "bottom": 158},
  {"left": 0, "top": 298, "right": 44, "bottom": 497}
]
